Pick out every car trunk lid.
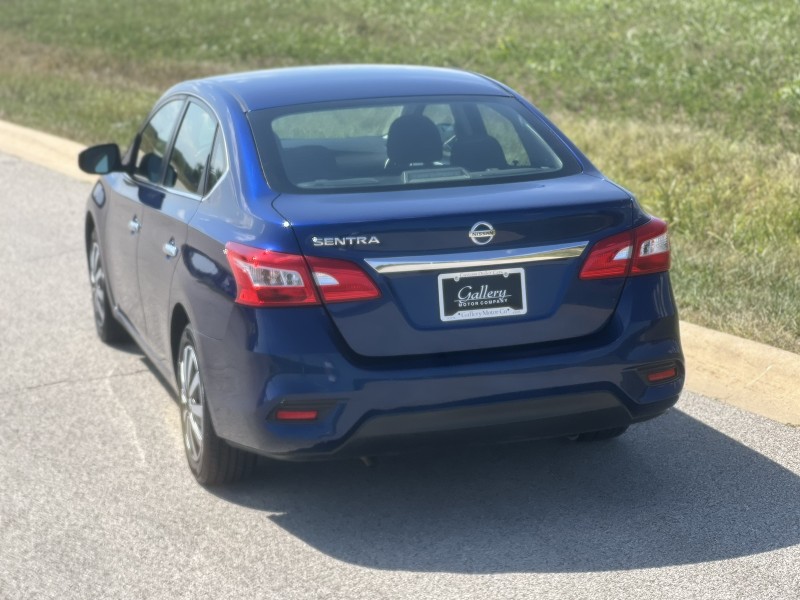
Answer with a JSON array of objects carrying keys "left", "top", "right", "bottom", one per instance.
[{"left": 273, "top": 174, "right": 633, "bottom": 357}]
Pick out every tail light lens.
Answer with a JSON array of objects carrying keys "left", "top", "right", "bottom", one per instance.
[
  {"left": 225, "top": 242, "right": 319, "bottom": 306},
  {"left": 225, "top": 242, "right": 380, "bottom": 307},
  {"left": 646, "top": 366, "right": 678, "bottom": 383},
  {"left": 306, "top": 256, "right": 381, "bottom": 303},
  {"left": 578, "top": 230, "right": 635, "bottom": 280},
  {"left": 580, "top": 218, "right": 670, "bottom": 280},
  {"left": 630, "top": 218, "right": 671, "bottom": 275},
  {"left": 274, "top": 409, "right": 319, "bottom": 421}
]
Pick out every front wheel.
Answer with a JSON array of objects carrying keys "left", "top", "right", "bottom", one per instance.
[
  {"left": 177, "top": 328, "right": 256, "bottom": 485},
  {"left": 88, "top": 230, "right": 128, "bottom": 344}
]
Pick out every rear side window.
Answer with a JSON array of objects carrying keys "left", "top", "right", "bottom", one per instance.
[
  {"left": 477, "top": 104, "right": 531, "bottom": 167},
  {"left": 165, "top": 102, "right": 218, "bottom": 195},
  {"left": 135, "top": 99, "right": 183, "bottom": 184},
  {"left": 249, "top": 95, "right": 580, "bottom": 194},
  {"left": 205, "top": 131, "right": 227, "bottom": 192}
]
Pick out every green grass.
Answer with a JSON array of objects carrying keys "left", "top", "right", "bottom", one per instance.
[
  {"left": 559, "top": 114, "right": 800, "bottom": 351},
  {"left": 1, "top": 0, "right": 798, "bottom": 351}
]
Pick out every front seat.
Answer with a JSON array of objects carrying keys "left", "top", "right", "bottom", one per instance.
[{"left": 385, "top": 114, "right": 442, "bottom": 173}]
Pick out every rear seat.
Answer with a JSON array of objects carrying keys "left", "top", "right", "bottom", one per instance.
[
  {"left": 281, "top": 145, "right": 338, "bottom": 183},
  {"left": 450, "top": 135, "right": 507, "bottom": 171}
]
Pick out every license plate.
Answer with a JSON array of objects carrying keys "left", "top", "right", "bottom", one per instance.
[{"left": 437, "top": 268, "right": 527, "bottom": 322}]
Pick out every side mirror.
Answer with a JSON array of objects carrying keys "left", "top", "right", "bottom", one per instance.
[{"left": 78, "top": 143, "right": 122, "bottom": 175}]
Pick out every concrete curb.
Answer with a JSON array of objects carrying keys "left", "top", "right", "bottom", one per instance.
[
  {"left": 0, "top": 120, "right": 96, "bottom": 184},
  {"left": 681, "top": 322, "right": 799, "bottom": 426},
  {"left": 2, "top": 119, "right": 798, "bottom": 425}
]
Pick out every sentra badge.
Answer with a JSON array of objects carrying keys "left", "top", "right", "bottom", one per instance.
[{"left": 312, "top": 236, "right": 381, "bottom": 247}]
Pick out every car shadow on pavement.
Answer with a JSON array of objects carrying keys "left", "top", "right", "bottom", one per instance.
[{"left": 208, "top": 409, "right": 800, "bottom": 573}]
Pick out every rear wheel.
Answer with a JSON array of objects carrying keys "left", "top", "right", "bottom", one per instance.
[
  {"left": 177, "top": 327, "right": 255, "bottom": 485},
  {"left": 88, "top": 230, "right": 128, "bottom": 344},
  {"left": 567, "top": 426, "right": 629, "bottom": 442}
]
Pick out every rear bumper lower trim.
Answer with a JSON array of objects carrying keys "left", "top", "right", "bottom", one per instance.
[{"left": 255, "top": 391, "right": 679, "bottom": 460}]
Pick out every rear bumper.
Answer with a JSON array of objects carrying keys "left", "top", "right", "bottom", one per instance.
[
  {"left": 195, "top": 273, "right": 684, "bottom": 459},
  {"left": 304, "top": 392, "right": 675, "bottom": 460}
]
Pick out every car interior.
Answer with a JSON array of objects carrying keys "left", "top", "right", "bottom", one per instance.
[{"left": 265, "top": 98, "right": 564, "bottom": 190}]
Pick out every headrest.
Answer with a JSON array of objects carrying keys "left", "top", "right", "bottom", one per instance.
[{"left": 386, "top": 114, "right": 442, "bottom": 165}]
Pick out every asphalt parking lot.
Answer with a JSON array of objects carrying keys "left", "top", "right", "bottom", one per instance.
[{"left": 1, "top": 152, "right": 799, "bottom": 599}]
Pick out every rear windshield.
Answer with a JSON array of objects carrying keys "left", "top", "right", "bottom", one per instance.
[{"left": 248, "top": 95, "right": 581, "bottom": 193}]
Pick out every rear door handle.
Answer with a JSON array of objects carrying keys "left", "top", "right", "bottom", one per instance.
[
  {"left": 128, "top": 217, "right": 140, "bottom": 234},
  {"left": 163, "top": 240, "right": 178, "bottom": 258}
]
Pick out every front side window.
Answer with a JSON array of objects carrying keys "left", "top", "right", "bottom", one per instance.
[
  {"left": 165, "top": 102, "right": 218, "bottom": 195},
  {"left": 135, "top": 99, "right": 183, "bottom": 184},
  {"left": 248, "top": 95, "right": 580, "bottom": 194}
]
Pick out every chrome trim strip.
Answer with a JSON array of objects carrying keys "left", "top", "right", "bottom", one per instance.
[{"left": 364, "top": 241, "right": 589, "bottom": 274}]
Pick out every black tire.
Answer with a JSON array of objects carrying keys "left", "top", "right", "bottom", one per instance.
[
  {"left": 177, "top": 327, "right": 256, "bottom": 485},
  {"left": 568, "top": 426, "right": 629, "bottom": 442},
  {"left": 88, "top": 229, "right": 129, "bottom": 344}
]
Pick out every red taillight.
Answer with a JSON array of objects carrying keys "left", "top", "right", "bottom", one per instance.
[
  {"left": 224, "top": 242, "right": 381, "bottom": 307},
  {"left": 306, "top": 256, "right": 381, "bottom": 303},
  {"left": 629, "top": 218, "right": 671, "bottom": 276},
  {"left": 578, "top": 230, "right": 634, "bottom": 280},
  {"left": 647, "top": 367, "right": 678, "bottom": 383},
  {"left": 275, "top": 409, "right": 319, "bottom": 421},
  {"left": 225, "top": 242, "right": 320, "bottom": 307},
  {"left": 580, "top": 218, "right": 670, "bottom": 280}
]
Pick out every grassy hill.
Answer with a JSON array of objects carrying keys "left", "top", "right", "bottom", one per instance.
[{"left": 1, "top": 0, "right": 798, "bottom": 351}]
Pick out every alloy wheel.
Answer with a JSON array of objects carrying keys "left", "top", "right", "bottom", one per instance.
[
  {"left": 89, "top": 242, "right": 106, "bottom": 328},
  {"left": 179, "top": 343, "right": 204, "bottom": 464}
]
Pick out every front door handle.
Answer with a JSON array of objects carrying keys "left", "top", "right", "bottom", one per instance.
[
  {"left": 163, "top": 240, "right": 178, "bottom": 258},
  {"left": 128, "top": 217, "right": 140, "bottom": 234}
]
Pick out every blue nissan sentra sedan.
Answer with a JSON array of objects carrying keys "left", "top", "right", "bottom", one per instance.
[{"left": 79, "top": 65, "right": 684, "bottom": 485}]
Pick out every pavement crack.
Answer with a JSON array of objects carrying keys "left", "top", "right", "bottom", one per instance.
[
  {"left": 0, "top": 368, "right": 150, "bottom": 398},
  {"left": 18, "top": 248, "right": 84, "bottom": 264},
  {"left": 745, "top": 364, "right": 773, "bottom": 388}
]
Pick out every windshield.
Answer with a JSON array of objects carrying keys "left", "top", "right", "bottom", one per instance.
[{"left": 248, "top": 96, "right": 582, "bottom": 193}]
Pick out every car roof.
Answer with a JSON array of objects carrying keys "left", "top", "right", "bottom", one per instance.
[{"left": 181, "top": 65, "right": 510, "bottom": 112}]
